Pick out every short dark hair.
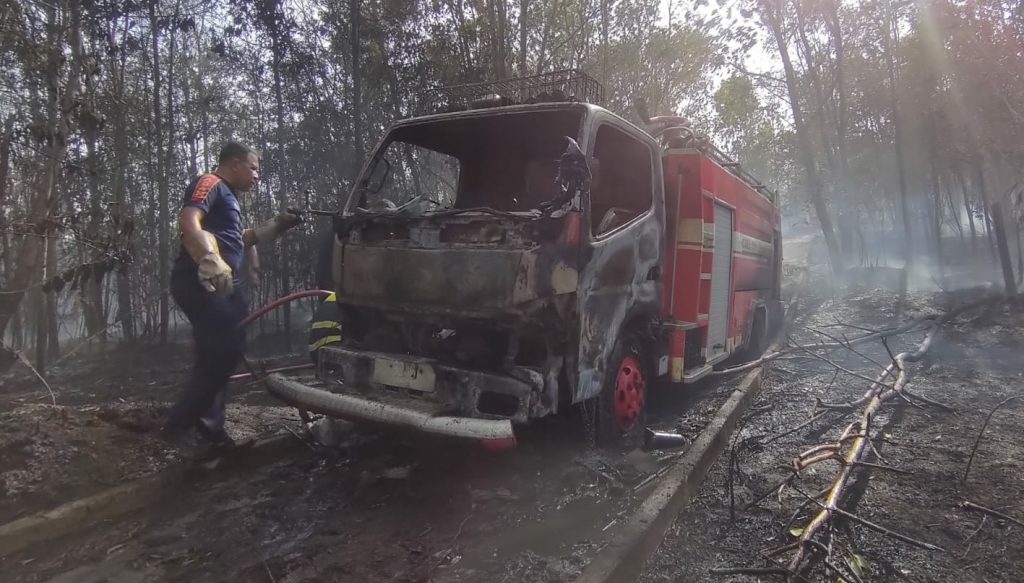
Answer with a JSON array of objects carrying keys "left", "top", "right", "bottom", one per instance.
[{"left": 218, "top": 141, "right": 258, "bottom": 164}]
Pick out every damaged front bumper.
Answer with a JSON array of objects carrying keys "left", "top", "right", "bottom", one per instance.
[
  {"left": 265, "top": 373, "right": 516, "bottom": 442},
  {"left": 264, "top": 343, "right": 536, "bottom": 444}
]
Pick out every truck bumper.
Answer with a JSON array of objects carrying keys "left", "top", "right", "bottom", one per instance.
[{"left": 265, "top": 373, "right": 516, "bottom": 442}]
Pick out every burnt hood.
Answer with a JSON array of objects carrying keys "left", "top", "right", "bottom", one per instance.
[{"left": 334, "top": 213, "right": 584, "bottom": 314}]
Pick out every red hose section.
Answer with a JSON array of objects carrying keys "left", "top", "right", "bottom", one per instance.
[{"left": 239, "top": 289, "right": 333, "bottom": 330}]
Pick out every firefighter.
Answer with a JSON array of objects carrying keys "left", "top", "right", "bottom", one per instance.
[{"left": 161, "top": 142, "right": 301, "bottom": 448}]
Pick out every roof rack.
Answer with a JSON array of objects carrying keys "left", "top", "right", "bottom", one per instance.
[
  {"left": 648, "top": 123, "right": 778, "bottom": 203},
  {"left": 703, "top": 140, "right": 778, "bottom": 203},
  {"left": 417, "top": 69, "right": 605, "bottom": 114}
]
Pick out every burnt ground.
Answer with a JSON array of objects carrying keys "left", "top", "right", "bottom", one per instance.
[
  {"left": 0, "top": 341, "right": 305, "bottom": 525},
  {"left": 3, "top": 243, "right": 1022, "bottom": 583},
  {"left": 0, "top": 327, "right": 739, "bottom": 583},
  {"left": 639, "top": 273, "right": 1024, "bottom": 583},
  {"left": 0, "top": 374, "right": 731, "bottom": 583}
]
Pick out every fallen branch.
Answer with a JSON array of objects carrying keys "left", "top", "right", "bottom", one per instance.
[
  {"left": 814, "top": 360, "right": 898, "bottom": 411},
  {"left": 806, "top": 315, "right": 936, "bottom": 353},
  {"left": 792, "top": 485, "right": 944, "bottom": 552},
  {"left": 960, "top": 501, "right": 1024, "bottom": 529},
  {"left": 736, "top": 294, "right": 1004, "bottom": 579},
  {"left": 792, "top": 341, "right": 895, "bottom": 392},
  {"left": 899, "top": 387, "right": 956, "bottom": 412},
  {"left": 807, "top": 327, "right": 895, "bottom": 372},
  {"left": 710, "top": 566, "right": 789, "bottom": 576},
  {"left": 712, "top": 312, "right": 934, "bottom": 379},
  {"left": 760, "top": 410, "right": 834, "bottom": 446},
  {"left": 850, "top": 461, "right": 912, "bottom": 475},
  {"left": 962, "top": 396, "right": 1020, "bottom": 486},
  {"left": 783, "top": 486, "right": 831, "bottom": 532},
  {"left": 15, "top": 351, "right": 56, "bottom": 406},
  {"left": 832, "top": 506, "right": 944, "bottom": 551},
  {"left": 49, "top": 321, "right": 121, "bottom": 369},
  {"left": 709, "top": 349, "right": 786, "bottom": 377},
  {"left": 786, "top": 321, "right": 944, "bottom": 574}
]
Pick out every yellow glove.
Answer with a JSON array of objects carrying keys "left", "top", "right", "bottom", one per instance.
[
  {"left": 182, "top": 229, "right": 233, "bottom": 295},
  {"left": 252, "top": 207, "right": 303, "bottom": 245},
  {"left": 198, "top": 252, "right": 233, "bottom": 295}
]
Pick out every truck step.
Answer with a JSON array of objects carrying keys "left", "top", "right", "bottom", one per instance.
[{"left": 682, "top": 365, "right": 713, "bottom": 383}]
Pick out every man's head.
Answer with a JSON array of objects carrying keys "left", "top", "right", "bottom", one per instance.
[{"left": 216, "top": 142, "right": 260, "bottom": 192}]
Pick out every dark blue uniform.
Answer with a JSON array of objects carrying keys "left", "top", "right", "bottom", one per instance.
[{"left": 164, "top": 174, "right": 249, "bottom": 442}]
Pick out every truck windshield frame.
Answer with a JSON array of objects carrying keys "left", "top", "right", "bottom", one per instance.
[{"left": 347, "top": 107, "right": 587, "bottom": 216}]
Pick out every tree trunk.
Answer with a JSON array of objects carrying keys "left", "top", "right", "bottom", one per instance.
[
  {"left": 825, "top": 0, "right": 848, "bottom": 169},
  {"left": 959, "top": 166, "right": 978, "bottom": 248},
  {"left": 1016, "top": 218, "right": 1023, "bottom": 286},
  {"left": 760, "top": 0, "right": 843, "bottom": 274},
  {"left": 520, "top": 0, "right": 529, "bottom": 76},
  {"left": 882, "top": 0, "right": 912, "bottom": 309},
  {"left": 600, "top": 0, "right": 608, "bottom": 87},
  {"left": 793, "top": 0, "right": 838, "bottom": 176},
  {"left": 150, "top": 1, "right": 171, "bottom": 344},
  {"left": 974, "top": 159, "right": 999, "bottom": 264},
  {"left": 927, "top": 117, "right": 944, "bottom": 271},
  {"left": 83, "top": 134, "right": 105, "bottom": 337},
  {"left": 0, "top": 116, "right": 12, "bottom": 209},
  {"left": 496, "top": 0, "right": 508, "bottom": 79},
  {"left": 272, "top": 24, "right": 292, "bottom": 349},
  {"left": 112, "top": 110, "right": 135, "bottom": 341},
  {"left": 0, "top": 0, "right": 83, "bottom": 343},
  {"left": 990, "top": 201, "right": 1017, "bottom": 296},
  {"left": 350, "top": 0, "right": 363, "bottom": 180},
  {"left": 45, "top": 229, "right": 59, "bottom": 359},
  {"left": 183, "top": 68, "right": 199, "bottom": 177},
  {"left": 111, "top": 14, "right": 135, "bottom": 342},
  {"left": 33, "top": 262, "right": 46, "bottom": 370}
]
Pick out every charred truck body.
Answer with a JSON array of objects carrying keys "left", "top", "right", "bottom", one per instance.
[{"left": 267, "top": 71, "right": 782, "bottom": 447}]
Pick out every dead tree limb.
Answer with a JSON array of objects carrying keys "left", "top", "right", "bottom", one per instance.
[
  {"left": 793, "top": 341, "right": 895, "bottom": 392},
  {"left": 960, "top": 501, "right": 1024, "bottom": 529},
  {"left": 899, "top": 387, "right": 956, "bottom": 412},
  {"left": 710, "top": 566, "right": 789, "bottom": 577},
  {"left": 807, "top": 327, "right": 895, "bottom": 372},
  {"left": 14, "top": 350, "right": 56, "bottom": 405},
  {"left": 962, "top": 396, "right": 1020, "bottom": 486},
  {"left": 712, "top": 316, "right": 932, "bottom": 379},
  {"left": 736, "top": 295, "right": 1003, "bottom": 579},
  {"left": 786, "top": 321, "right": 944, "bottom": 574},
  {"left": 792, "top": 485, "right": 944, "bottom": 552}
]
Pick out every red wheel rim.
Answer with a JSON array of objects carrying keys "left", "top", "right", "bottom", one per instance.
[{"left": 614, "top": 355, "right": 646, "bottom": 432}]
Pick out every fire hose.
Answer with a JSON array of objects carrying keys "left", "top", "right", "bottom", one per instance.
[{"left": 229, "top": 289, "right": 333, "bottom": 382}]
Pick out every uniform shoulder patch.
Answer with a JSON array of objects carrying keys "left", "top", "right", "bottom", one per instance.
[{"left": 190, "top": 174, "right": 223, "bottom": 203}]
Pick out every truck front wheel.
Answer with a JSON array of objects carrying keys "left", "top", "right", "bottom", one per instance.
[{"left": 596, "top": 333, "right": 648, "bottom": 446}]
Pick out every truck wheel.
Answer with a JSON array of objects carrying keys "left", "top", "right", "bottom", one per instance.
[{"left": 596, "top": 333, "right": 648, "bottom": 447}]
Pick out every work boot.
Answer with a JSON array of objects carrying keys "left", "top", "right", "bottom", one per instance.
[{"left": 195, "top": 422, "right": 237, "bottom": 447}]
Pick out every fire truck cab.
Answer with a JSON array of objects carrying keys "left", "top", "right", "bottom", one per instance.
[{"left": 266, "top": 71, "right": 782, "bottom": 446}]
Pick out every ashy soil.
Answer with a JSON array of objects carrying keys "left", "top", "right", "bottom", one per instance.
[
  {"left": 0, "top": 341, "right": 302, "bottom": 523},
  {"left": 640, "top": 273, "right": 1024, "bottom": 583},
  {"left": 0, "top": 339, "right": 736, "bottom": 583}
]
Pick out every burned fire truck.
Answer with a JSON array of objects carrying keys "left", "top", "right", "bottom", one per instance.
[{"left": 266, "top": 71, "right": 782, "bottom": 447}]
